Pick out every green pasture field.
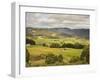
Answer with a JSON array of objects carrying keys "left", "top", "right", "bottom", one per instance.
[
  {"left": 27, "top": 36, "right": 89, "bottom": 45},
  {"left": 26, "top": 45, "right": 83, "bottom": 67},
  {"left": 26, "top": 37, "right": 89, "bottom": 67}
]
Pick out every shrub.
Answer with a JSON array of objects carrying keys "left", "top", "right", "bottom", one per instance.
[
  {"left": 26, "top": 38, "right": 36, "bottom": 45},
  {"left": 40, "top": 54, "right": 46, "bottom": 59},
  {"left": 80, "top": 45, "right": 89, "bottom": 63},
  {"left": 45, "top": 53, "right": 64, "bottom": 64},
  {"left": 69, "top": 56, "right": 80, "bottom": 63},
  {"left": 50, "top": 43, "right": 61, "bottom": 48},
  {"left": 57, "top": 54, "right": 63, "bottom": 62},
  {"left": 61, "top": 43, "right": 84, "bottom": 49},
  {"left": 61, "top": 43, "right": 74, "bottom": 48},
  {"left": 45, "top": 53, "right": 58, "bottom": 64},
  {"left": 42, "top": 43, "right": 46, "bottom": 46},
  {"left": 42, "top": 43, "right": 50, "bottom": 47},
  {"left": 74, "top": 43, "right": 84, "bottom": 49}
]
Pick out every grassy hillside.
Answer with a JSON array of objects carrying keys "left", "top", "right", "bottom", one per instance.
[{"left": 26, "top": 28, "right": 90, "bottom": 67}]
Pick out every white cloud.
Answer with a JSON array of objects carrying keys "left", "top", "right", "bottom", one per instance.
[{"left": 26, "top": 12, "right": 90, "bottom": 29}]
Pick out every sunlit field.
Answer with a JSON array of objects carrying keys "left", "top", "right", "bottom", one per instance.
[{"left": 26, "top": 36, "right": 89, "bottom": 67}]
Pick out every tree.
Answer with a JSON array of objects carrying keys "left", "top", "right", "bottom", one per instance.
[
  {"left": 74, "top": 43, "right": 84, "bottom": 49},
  {"left": 26, "top": 38, "right": 36, "bottom": 45},
  {"left": 50, "top": 43, "right": 61, "bottom": 48},
  {"left": 42, "top": 43, "right": 46, "bottom": 47},
  {"left": 45, "top": 53, "right": 57, "bottom": 64},
  {"left": 26, "top": 49, "right": 30, "bottom": 63},
  {"left": 80, "top": 45, "right": 89, "bottom": 63},
  {"left": 57, "top": 54, "right": 63, "bottom": 62},
  {"left": 69, "top": 56, "right": 80, "bottom": 63},
  {"left": 61, "top": 43, "right": 74, "bottom": 48}
]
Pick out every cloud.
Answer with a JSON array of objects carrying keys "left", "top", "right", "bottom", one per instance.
[{"left": 26, "top": 12, "right": 90, "bottom": 29}]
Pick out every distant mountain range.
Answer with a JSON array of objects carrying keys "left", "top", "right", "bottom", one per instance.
[{"left": 26, "top": 27, "right": 89, "bottom": 39}]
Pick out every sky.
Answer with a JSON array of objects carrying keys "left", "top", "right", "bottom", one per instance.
[{"left": 26, "top": 12, "right": 90, "bottom": 29}]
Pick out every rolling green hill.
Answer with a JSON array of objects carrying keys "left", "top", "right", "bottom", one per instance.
[{"left": 26, "top": 27, "right": 90, "bottom": 67}]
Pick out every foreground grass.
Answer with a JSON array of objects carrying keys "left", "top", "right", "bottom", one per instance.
[
  {"left": 26, "top": 45, "right": 83, "bottom": 67},
  {"left": 27, "top": 45, "right": 82, "bottom": 56}
]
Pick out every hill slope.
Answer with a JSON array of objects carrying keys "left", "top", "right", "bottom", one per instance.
[{"left": 26, "top": 27, "right": 89, "bottom": 39}]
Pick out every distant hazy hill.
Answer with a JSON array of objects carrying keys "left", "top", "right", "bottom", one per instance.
[
  {"left": 49, "top": 28, "right": 89, "bottom": 39},
  {"left": 26, "top": 27, "right": 89, "bottom": 39}
]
